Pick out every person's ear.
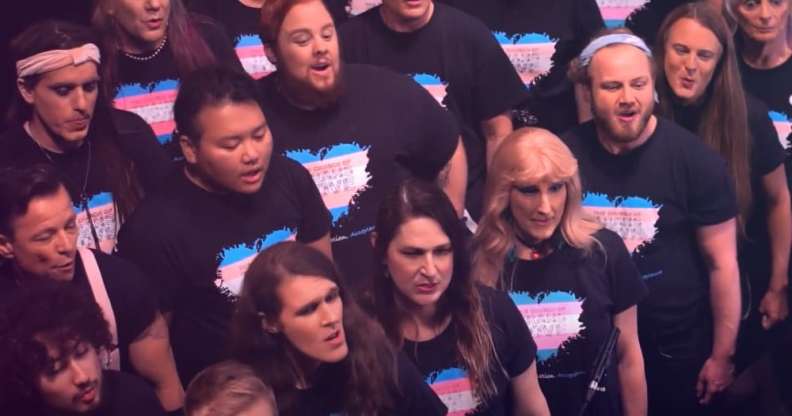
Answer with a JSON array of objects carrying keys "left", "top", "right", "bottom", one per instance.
[
  {"left": 0, "top": 234, "right": 15, "bottom": 260},
  {"left": 179, "top": 133, "right": 198, "bottom": 164},
  {"left": 260, "top": 314, "right": 280, "bottom": 334},
  {"left": 17, "top": 79, "right": 35, "bottom": 105}
]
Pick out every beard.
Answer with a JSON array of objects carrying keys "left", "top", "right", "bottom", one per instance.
[
  {"left": 276, "top": 62, "right": 345, "bottom": 110},
  {"left": 591, "top": 100, "right": 653, "bottom": 144}
]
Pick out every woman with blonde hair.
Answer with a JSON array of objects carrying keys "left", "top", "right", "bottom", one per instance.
[{"left": 473, "top": 127, "right": 648, "bottom": 416}]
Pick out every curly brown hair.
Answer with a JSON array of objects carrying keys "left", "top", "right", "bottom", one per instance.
[{"left": 0, "top": 281, "right": 113, "bottom": 413}]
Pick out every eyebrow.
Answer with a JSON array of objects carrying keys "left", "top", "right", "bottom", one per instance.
[
  {"left": 48, "top": 77, "right": 100, "bottom": 88},
  {"left": 217, "top": 121, "right": 268, "bottom": 142}
]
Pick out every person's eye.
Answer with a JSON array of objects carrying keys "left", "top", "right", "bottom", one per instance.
[
  {"left": 516, "top": 185, "right": 539, "bottom": 194},
  {"left": 74, "top": 342, "right": 89, "bottom": 357},
  {"left": 325, "top": 289, "right": 340, "bottom": 303},
  {"left": 321, "top": 28, "right": 335, "bottom": 40},
  {"left": 602, "top": 83, "right": 621, "bottom": 91},
  {"left": 631, "top": 80, "right": 647, "bottom": 89},
  {"left": 673, "top": 45, "right": 689, "bottom": 55},
  {"left": 293, "top": 34, "right": 311, "bottom": 45},
  {"left": 770, "top": 0, "right": 783, "bottom": 5},
  {"left": 53, "top": 86, "right": 71, "bottom": 96},
  {"left": 297, "top": 301, "right": 319, "bottom": 316},
  {"left": 400, "top": 249, "right": 422, "bottom": 257},
  {"left": 742, "top": 0, "right": 758, "bottom": 8},
  {"left": 548, "top": 182, "right": 565, "bottom": 192},
  {"left": 32, "top": 231, "right": 54, "bottom": 242},
  {"left": 221, "top": 140, "right": 240, "bottom": 150},
  {"left": 435, "top": 246, "right": 453, "bottom": 256},
  {"left": 46, "top": 361, "right": 65, "bottom": 378},
  {"left": 83, "top": 81, "right": 98, "bottom": 92}
]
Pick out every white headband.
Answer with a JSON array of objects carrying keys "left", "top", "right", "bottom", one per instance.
[
  {"left": 579, "top": 34, "right": 652, "bottom": 66},
  {"left": 16, "top": 43, "right": 101, "bottom": 79}
]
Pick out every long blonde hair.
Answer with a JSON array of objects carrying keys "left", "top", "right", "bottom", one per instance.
[{"left": 473, "top": 128, "right": 602, "bottom": 286}]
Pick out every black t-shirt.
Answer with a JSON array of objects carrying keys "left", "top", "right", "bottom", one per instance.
[
  {"left": 503, "top": 229, "right": 647, "bottom": 416},
  {"left": 739, "top": 55, "right": 792, "bottom": 164},
  {"left": 436, "top": 0, "right": 604, "bottom": 135},
  {"left": 282, "top": 353, "right": 447, "bottom": 416},
  {"left": 0, "top": 109, "right": 170, "bottom": 253},
  {"left": 402, "top": 285, "right": 536, "bottom": 416},
  {"left": 562, "top": 118, "right": 737, "bottom": 338},
  {"left": 186, "top": 0, "right": 276, "bottom": 78},
  {"left": 0, "top": 249, "right": 158, "bottom": 374},
  {"left": 257, "top": 64, "right": 458, "bottom": 295},
  {"left": 95, "top": 370, "right": 166, "bottom": 416},
  {"left": 340, "top": 3, "right": 527, "bottom": 217},
  {"left": 111, "top": 17, "right": 241, "bottom": 155},
  {"left": 671, "top": 94, "right": 786, "bottom": 296},
  {"left": 117, "top": 156, "right": 331, "bottom": 384}
]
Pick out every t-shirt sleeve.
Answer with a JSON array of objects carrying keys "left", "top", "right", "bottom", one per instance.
[
  {"left": 96, "top": 252, "right": 159, "bottom": 348},
  {"left": 682, "top": 130, "right": 739, "bottom": 225},
  {"left": 598, "top": 229, "right": 648, "bottom": 314},
  {"left": 288, "top": 158, "right": 332, "bottom": 243},
  {"left": 466, "top": 16, "right": 529, "bottom": 120},
  {"left": 484, "top": 286, "right": 537, "bottom": 378},
  {"left": 393, "top": 74, "right": 460, "bottom": 181},
  {"left": 395, "top": 352, "right": 449, "bottom": 415},
  {"left": 748, "top": 98, "right": 786, "bottom": 177},
  {"left": 111, "top": 109, "right": 172, "bottom": 193}
]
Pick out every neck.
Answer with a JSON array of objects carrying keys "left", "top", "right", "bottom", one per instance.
[
  {"left": 400, "top": 301, "right": 450, "bottom": 342},
  {"left": 379, "top": 2, "right": 434, "bottom": 33},
  {"left": 596, "top": 115, "right": 657, "bottom": 155},
  {"left": 290, "top": 347, "right": 320, "bottom": 389},
  {"left": 741, "top": 32, "right": 792, "bottom": 69},
  {"left": 25, "top": 120, "right": 79, "bottom": 153},
  {"left": 183, "top": 165, "right": 224, "bottom": 194},
  {"left": 513, "top": 232, "right": 555, "bottom": 261},
  {"left": 121, "top": 33, "right": 166, "bottom": 56},
  {"left": 239, "top": 0, "right": 264, "bottom": 7}
]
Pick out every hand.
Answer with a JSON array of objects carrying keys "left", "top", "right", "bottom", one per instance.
[
  {"left": 696, "top": 356, "right": 734, "bottom": 405},
  {"left": 759, "top": 287, "right": 788, "bottom": 329}
]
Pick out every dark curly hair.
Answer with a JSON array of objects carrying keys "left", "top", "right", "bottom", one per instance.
[{"left": 0, "top": 281, "right": 113, "bottom": 412}]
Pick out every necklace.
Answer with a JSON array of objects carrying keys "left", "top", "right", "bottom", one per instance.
[
  {"left": 24, "top": 122, "right": 92, "bottom": 203},
  {"left": 123, "top": 34, "right": 168, "bottom": 62}
]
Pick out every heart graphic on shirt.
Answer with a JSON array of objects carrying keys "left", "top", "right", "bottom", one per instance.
[
  {"left": 412, "top": 73, "right": 449, "bottom": 108},
  {"left": 769, "top": 111, "right": 792, "bottom": 150},
  {"left": 494, "top": 32, "right": 557, "bottom": 87},
  {"left": 285, "top": 143, "right": 372, "bottom": 227},
  {"left": 113, "top": 79, "right": 179, "bottom": 145},
  {"left": 509, "top": 291, "right": 585, "bottom": 363},
  {"left": 215, "top": 228, "right": 295, "bottom": 298},
  {"left": 604, "top": 0, "right": 652, "bottom": 27},
  {"left": 73, "top": 192, "right": 117, "bottom": 254},
  {"left": 426, "top": 367, "right": 481, "bottom": 416},
  {"left": 235, "top": 34, "right": 276, "bottom": 79},
  {"left": 346, "top": 0, "right": 381, "bottom": 16},
  {"left": 582, "top": 192, "right": 661, "bottom": 253}
]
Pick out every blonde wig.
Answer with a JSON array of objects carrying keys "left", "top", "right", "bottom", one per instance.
[{"left": 473, "top": 128, "right": 602, "bottom": 286}]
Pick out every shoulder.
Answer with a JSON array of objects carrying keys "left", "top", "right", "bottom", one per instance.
[
  {"left": 92, "top": 249, "right": 147, "bottom": 279},
  {"left": 0, "top": 125, "right": 32, "bottom": 163},
  {"left": 655, "top": 117, "right": 724, "bottom": 161},
  {"left": 591, "top": 228, "right": 623, "bottom": 250},
  {"left": 434, "top": 3, "right": 493, "bottom": 37}
]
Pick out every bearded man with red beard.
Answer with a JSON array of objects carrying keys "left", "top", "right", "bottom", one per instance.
[
  {"left": 562, "top": 30, "right": 742, "bottom": 416},
  {"left": 256, "top": 0, "right": 468, "bottom": 297}
]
